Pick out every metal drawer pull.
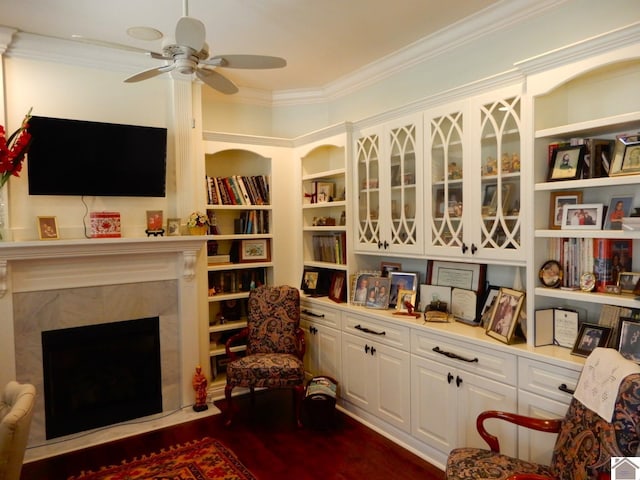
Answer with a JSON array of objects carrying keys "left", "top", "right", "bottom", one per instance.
[
  {"left": 355, "top": 324, "right": 386, "bottom": 336},
  {"left": 302, "top": 309, "right": 324, "bottom": 318},
  {"left": 432, "top": 346, "right": 478, "bottom": 363},
  {"left": 558, "top": 383, "right": 575, "bottom": 395}
]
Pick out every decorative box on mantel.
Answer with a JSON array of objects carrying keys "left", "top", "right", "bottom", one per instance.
[{"left": 90, "top": 211, "right": 121, "bottom": 238}]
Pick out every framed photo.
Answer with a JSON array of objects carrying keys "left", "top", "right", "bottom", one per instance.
[
  {"left": 618, "top": 272, "right": 640, "bottom": 294},
  {"left": 388, "top": 271, "right": 418, "bottom": 308},
  {"left": 426, "top": 260, "right": 486, "bottom": 294},
  {"left": 617, "top": 318, "right": 640, "bottom": 363},
  {"left": 603, "top": 195, "right": 633, "bottom": 230},
  {"left": 364, "top": 276, "right": 391, "bottom": 310},
  {"left": 329, "top": 271, "right": 346, "bottom": 303},
  {"left": 549, "top": 191, "right": 582, "bottom": 229},
  {"left": 390, "top": 164, "right": 401, "bottom": 187},
  {"left": 538, "top": 260, "right": 562, "bottom": 288},
  {"left": 571, "top": 323, "right": 612, "bottom": 357},
  {"left": 486, "top": 287, "right": 525, "bottom": 344},
  {"left": 316, "top": 182, "right": 334, "bottom": 203},
  {"left": 396, "top": 289, "right": 416, "bottom": 313},
  {"left": 239, "top": 239, "right": 271, "bottom": 262},
  {"left": 352, "top": 272, "right": 375, "bottom": 305},
  {"left": 479, "top": 285, "right": 501, "bottom": 328},
  {"left": 167, "top": 218, "right": 181, "bottom": 236},
  {"left": 610, "top": 135, "right": 640, "bottom": 176},
  {"left": 146, "top": 210, "right": 163, "bottom": 231},
  {"left": 381, "top": 261, "right": 402, "bottom": 277},
  {"left": 561, "top": 203, "right": 602, "bottom": 230},
  {"left": 481, "top": 183, "right": 513, "bottom": 216},
  {"left": 301, "top": 269, "right": 320, "bottom": 294},
  {"left": 37, "top": 216, "right": 59, "bottom": 240},
  {"left": 420, "top": 284, "right": 451, "bottom": 313},
  {"left": 547, "top": 144, "right": 585, "bottom": 181}
]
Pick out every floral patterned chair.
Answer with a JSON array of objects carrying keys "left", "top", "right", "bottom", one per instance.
[
  {"left": 224, "top": 285, "right": 305, "bottom": 427},
  {"left": 446, "top": 348, "right": 640, "bottom": 480}
]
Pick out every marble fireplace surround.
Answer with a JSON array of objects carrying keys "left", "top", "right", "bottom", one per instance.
[{"left": 0, "top": 237, "right": 211, "bottom": 460}]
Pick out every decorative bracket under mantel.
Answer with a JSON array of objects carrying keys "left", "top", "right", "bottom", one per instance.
[{"left": 183, "top": 250, "right": 197, "bottom": 281}]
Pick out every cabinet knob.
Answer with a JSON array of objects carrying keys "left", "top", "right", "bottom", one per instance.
[
  {"left": 456, "top": 376, "right": 463, "bottom": 388},
  {"left": 471, "top": 243, "right": 478, "bottom": 255},
  {"left": 461, "top": 243, "right": 468, "bottom": 254},
  {"left": 370, "top": 346, "right": 376, "bottom": 356},
  {"left": 447, "top": 372, "right": 454, "bottom": 384},
  {"left": 364, "top": 344, "right": 370, "bottom": 354}
]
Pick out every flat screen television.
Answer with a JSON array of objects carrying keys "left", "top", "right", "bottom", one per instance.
[{"left": 27, "top": 116, "right": 167, "bottom": 197}]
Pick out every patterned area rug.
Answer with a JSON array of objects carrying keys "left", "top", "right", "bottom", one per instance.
[{"left": 68, "top": 437, "right": 257, "bottom": 480}]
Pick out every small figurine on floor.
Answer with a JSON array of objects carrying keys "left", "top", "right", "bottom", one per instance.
[{"left": 192, "top": 365, "right": 208, "bottom": 412}]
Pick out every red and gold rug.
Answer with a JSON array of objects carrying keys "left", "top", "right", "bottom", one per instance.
[{"left": 68, "top": 437, "right": 257, "bottom": 480}]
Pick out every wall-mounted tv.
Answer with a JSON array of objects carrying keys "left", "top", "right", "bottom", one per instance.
[{"left": 27, "top": 116, "right": 167, "bottom": 197}]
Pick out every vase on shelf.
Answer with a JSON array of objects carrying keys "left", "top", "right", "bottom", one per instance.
[{"left": 188, "top": 226, "right": 208, "bottom": 236}]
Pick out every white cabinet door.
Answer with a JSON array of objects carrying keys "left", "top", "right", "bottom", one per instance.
[
  {"left": 301, "top": 319, "right": 342, "bottom": 382},
  {"left": 374, "top": 342, "right": 411, "bottom": 432},
  {"left": 518, "top": 390, "right": 566, "bottom": 465},
  {"left": 456, "top": 370, "right": 518, "bottom": 457},
  {"left": 341, "top": 332, "right": 375, "bottom": 411},
  {"left": 411, "top": 354, "right": 458, "bottom": 452}
]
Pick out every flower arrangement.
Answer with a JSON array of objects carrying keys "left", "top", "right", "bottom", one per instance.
[
  {"left": 187, "top": 211, "right": 209, "bottom": 228},
  {"left": 0, "top": 109, "right": 33, "bottom": 189}
]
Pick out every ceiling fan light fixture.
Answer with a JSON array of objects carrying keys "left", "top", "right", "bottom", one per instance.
[{"left": 127, "top": 26, "right": 163, "bottom": 41}]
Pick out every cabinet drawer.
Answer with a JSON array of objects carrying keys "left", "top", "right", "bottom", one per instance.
[
  {"left": 518, "top": 357, "right": 580, "bottom": 404},
  {"left": 342, "top": 312, "right": 410, "bottom": 350},
  {"left": 412, "top": 330, "right": 516, "bottom": 385},
  {"left": 300, "top": 300, "right": 341, "bottom": 330}
]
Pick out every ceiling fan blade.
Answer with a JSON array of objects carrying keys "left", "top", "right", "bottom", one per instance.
[
  {"left": 175, "top": 16, "right": 206, "bottom": 52},
  {"left": 205, "top": 54, "right": 287, "bottom": 69},
  {"left": 196, "top": 68, "right": 239, "bottom": 94},
  {"left": 124, "top": 65, "right": 173, "bottom": 83}
]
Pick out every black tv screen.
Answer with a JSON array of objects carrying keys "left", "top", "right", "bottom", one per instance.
[{"left": 27, "top": 116, "right": 167, "bottom": 197}]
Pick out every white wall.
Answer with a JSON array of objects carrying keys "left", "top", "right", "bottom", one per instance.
[{"left": 4, "top": 57, "right": 176, "bottom": 240}]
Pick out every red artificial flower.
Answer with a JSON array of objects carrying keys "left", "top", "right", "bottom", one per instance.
[{"left": 0, "top": 109, "right": 33, "bottom": 189}]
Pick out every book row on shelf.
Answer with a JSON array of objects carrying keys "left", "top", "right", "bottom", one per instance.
[
  {"left": 547, "top": 237, "right": 632, "bottom": 292},
  {"left": 208, "top": 268, "right": 267, "bottom": 296},
  {"left": 312, "top": 232, "right": 347, "bottom": 264},
  {"left": 206, "top": 174, "right": 270, "bottom": 206},
  {"left": 231, "top": 210, "right": 269, "bottom": 235}
]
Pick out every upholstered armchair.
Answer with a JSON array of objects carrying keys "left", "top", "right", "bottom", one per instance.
[
  {"left": 445, "top": 348, "right": 640, "bottom": 480},
  {"left": 0, "top": 381, "right": 36, "bottom": 480},
  {"left": 446, "top": 348, "right": 640, "bottom": 480},
  {"left": 224, "top": 285, "right": 306, "bottom": 427}
]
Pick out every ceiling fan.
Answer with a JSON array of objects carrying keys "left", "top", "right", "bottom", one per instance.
[{"left": 124, "top": 0, "right": 286, "bottom": 94}]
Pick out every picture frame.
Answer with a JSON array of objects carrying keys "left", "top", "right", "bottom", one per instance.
[
  {"left": 610, "top": 135, "right": 640, "bottom": 176},
  {"left": 381, "top": 261, "right": 402, "bottom": 277},
  {"left": 364, "top": 276, "right": 391, "bottom": 310},
  {"left": 301, "top": 268, "right": 320, "bottom": 294},
  {"left": 547, "top": 144, "right": 585, "bottom": 181},
  {"left": 603, "top": 195, "right": 634, "bottom": 230},
  {"left": 486, "top": 287, "right": 525, "bottom": 344},
  {"left": 538, "top": 260, "right": 562, "bottom": 288},
  {"left": 37, "top": 216, "right": 59, "bottom": 240},
  {"left": 617, "top": 318, "right": 640, "bottom": 363},
  {"left": 618, "top": 272, "right": 640, "bottom": 294},
  {"left": 146, "top": 210, "right": 163, "bottom": 231},
  {"left": 239, "top": 239, "right": 271, "bottom": 262},
  {"left": 560, "top": 203, "right": 603, "bottom": 230},
  {"left": 316, "top": 182, "right": 334, "bottom": 203},
  {"left": 426, "top": 260, "right": 486, "bottom": 294},
  {"left": 329, "top": 271, "right": 346, "bottom": 303},
  {"left": 420, "top": 284, "right": 451, "bottom": 313},
  {"left": 390, "top": 164, "right": 401, "bottom": 187},
  {"left": 352, "top": 272, "right": 378, "bottom": 305},
  {"left": 549, "top": 191, "right": 583, "bottom": 229},
  {"left": 479, "top": 285, "right": 501, "bottom": 328},
  {"left": 481, "top": 183, "right": 513, "bottom": 216},
  {"left": 434, "top": 187, "right": 463, "bottom": 218},
  {"left": 388, "top": 271, "right": 418, "bottom": 308},
  {"left": 396, "top": 289, "right": 416, "bottom": 313},
  {"left": 167, "top": 218, "right": 181, "bottom": 236},
  {"left": 571, "top": 323, "right": 612, "bottom": 357}
]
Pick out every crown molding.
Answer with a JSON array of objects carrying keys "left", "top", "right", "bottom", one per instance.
[{"left": 202, "top": 130, "right": 292, "bottom": 148}]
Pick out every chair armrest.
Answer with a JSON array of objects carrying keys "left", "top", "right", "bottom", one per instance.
[
  {"left": 477, "top": 410, "right": 562, "bottom": 453},
  {"left": 225, "top": 328, "right": 249, "bottom": 360},
  {"left": 296, "top": 327, "right": 306, "bottom": 359}
]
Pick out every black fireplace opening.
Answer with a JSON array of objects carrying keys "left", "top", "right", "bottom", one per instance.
[{"left": 42, "top": 317, "right": 163, "bottom": 439}]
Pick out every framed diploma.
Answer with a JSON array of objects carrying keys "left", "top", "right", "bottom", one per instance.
[{"left": 451, "top": 288, "right": 478, "bottom": 324}]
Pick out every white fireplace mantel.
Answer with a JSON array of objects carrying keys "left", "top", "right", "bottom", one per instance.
[{"left": 0, "top": 235, "right": 208, "bottom": 416}]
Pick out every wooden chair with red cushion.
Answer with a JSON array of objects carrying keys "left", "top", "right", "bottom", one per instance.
[
  {"left": 224, "top": 285, "right": 305, "bottom": 427},
  {"left": 446, "top": 348, "right": 640, "bottom": 480}
]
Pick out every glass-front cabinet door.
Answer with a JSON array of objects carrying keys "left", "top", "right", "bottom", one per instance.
[
  {"left": 426, "top": 87, "right": 523, "bottom": 261},
  {"left": 354, "top": 115, "right": 423, "bottom": 254},
  {"left": 355, "top": 130, "right": 382, "bottom": 252},
  {"left": 477, "top": 94, "right": 522, "bottom": 257}
]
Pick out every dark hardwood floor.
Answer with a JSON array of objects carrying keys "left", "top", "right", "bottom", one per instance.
[{"left": 22, "top": 390, "right": 445, "bottom": 480}]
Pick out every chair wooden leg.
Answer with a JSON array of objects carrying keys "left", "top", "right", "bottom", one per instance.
[
  {"left": 224, "top": 384, "right": 234, "bottom": 427},
  {"left": 294, "top": 385, "right": 305, "bottom": 428}
]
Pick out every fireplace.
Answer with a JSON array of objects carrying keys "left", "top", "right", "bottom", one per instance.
[{"left": 41, "top": 317, "right": 163, "bottom": 439}]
